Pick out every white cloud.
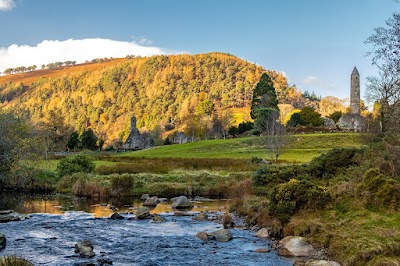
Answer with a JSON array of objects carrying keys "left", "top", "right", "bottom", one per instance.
[
  {"left": 303, "top": 75, "right": 324, "bottom": 87},
  {"left": 301, "top": 75, "right": 344, "bottom": 97},
  {"left": 0, "top": 0, "right": 15, "bottom": 11},
  {"left": 0, "top": 38, "right": 181, "bottom": 72}
]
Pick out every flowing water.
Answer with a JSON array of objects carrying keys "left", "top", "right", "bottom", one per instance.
[{"left": 0, "top": 194, "right": 294, "bottom": 266}]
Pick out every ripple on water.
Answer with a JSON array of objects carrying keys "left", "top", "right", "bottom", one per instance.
[{"left": 0, "top": 212, "right": 294, "bottom": 266}]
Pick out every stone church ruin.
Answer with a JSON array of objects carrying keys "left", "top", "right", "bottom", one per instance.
[{"left": 123, "top": 115, "right": 154, "bottom": 150}]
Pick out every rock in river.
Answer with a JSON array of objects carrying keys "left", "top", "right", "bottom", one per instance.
[
  {"left": 0, "top": 210, "right": 29, "bottom": 223},
  {"left": 209, "top": 229, "right": 233, "bottom": 242},
  {"left": 278, "top": 236, "right": 315, "bottom": 257},
  {"left": 75, "top": 240, "right": 95, "bottom": 258},
  {"left": 254, "top": 248, "right": 270, "bottom": 253},
  {"left": 294, "top": 259, "right": 341, "bottom": 266},
  {"left": 143, "top": 196, "right": 158, "bottom": 207},
  {"left": 152, "top": 215, "right": 166, "bottom": 223},
  {"left": 0, "top": 233, "right": 6, "bottom": 249},
  {"left": 109, "top": 212, "right": 124, "bottom": 220},
  {"left": 221, "top": 213, "right": 235, "bottom": 229},
  {"left": 171, "top": 196, "right": 193, "bottom": 209},
  {"left": 140, "top": 194, "right": 150, "bottom": 201},
  {"left": 256, "top": 228, "right": 270, "bottom": 238},
  {"left": 134, "top": 207, "right": 150, "bottom": 220},
  {"left": 196, "top": 231, "right": 210, "bottom": 242}
]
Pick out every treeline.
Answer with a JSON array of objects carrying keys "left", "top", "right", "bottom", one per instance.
[
  {"left": 42, "top": 61, "right": 76, "bottom": 70},
  {"left": 3, "top": 65, "right": 37, "bottom": 75}
]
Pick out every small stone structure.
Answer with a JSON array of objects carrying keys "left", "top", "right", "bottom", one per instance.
[
  {"left": 337, "top": 67, "right": 366, "bottom": 131},
  {"left": 173, "top": 132, "right": 195, "bottom": 144},
  {"left": 322, "top": 117, "right": 336, "bottom": 129},
  {"left": 123, "top": 115, "right": 153, "bottom": 150}
]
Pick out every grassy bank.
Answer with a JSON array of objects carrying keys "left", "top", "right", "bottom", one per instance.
[
  {"left": 118, "top": 133, "right": 363, "bottom": 163},
  {"left": 229, "top": 140, "right": 400, "bottom": 265},
  {"left": 29, "top": 133, "right": 363, "bottom": 196}
]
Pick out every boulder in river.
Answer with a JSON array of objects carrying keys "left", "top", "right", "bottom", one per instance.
[
  {"left": 152, "top": 215, "right": 166, "bottom": 223},
  {"left": 74, "top": 240, "right": 95, "bottom": 258},
  {"left": 109, "top": 212, "right": 124, "bottom": 220},
  {"left": 256, "top": 228, "right": 270, "bottom": 238},
  {"left": 193, "top": 213, "right": 208, "bottom": 221},
  {"left": 278, "top": 236, "right": 315, "bottom": 257},
  {"left": 171, "top": 196, "right": 193, "bottom": 209},
  {"left": 134, "top": 207, "right": 150, "bottom": 219},
  {"left": 196, "top": 231, "right": 210, "bottom": 242},
  {"left": 0, "top": 210, "right": 29, "bottom": 223},
  {"left": 97, "top": 258, "right": 113, "bottom": 265},
  {"left": 209, "top": 229, "right": 233, "bottom": 242},
  {"left": 294, "top": 259, "right": 341, "bottom": 266},
  {"left": 254, "top": 248, "right": 270, "bottom": 253},
  {"left": 143, "top": 196, "right": 158, "bottom": 207},
  {"left": 0, "top": 233, "right": 6, "bottom": 249},
  {"left": 221, "top": 213, "right": 235, "bottom": 229},
  {"left": 140, "top": 194, "right": 150, "bottom": 201}
]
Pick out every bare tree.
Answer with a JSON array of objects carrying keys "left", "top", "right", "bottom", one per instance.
[
  {"left": 365, "top": 10, "right": 400, "bottom": 135},
  {"left": 255, "top": 108, "right": 288, "bottom": 162},
  {"left": 366, "top": 70, "right": 400, "bottom": 134}
]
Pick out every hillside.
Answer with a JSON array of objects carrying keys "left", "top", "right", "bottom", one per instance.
[{"left": 0, "top": 53, "right": 301, "bottom": 144}]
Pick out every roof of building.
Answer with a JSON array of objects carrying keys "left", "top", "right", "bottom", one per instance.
[{"left": 352, "top": 67, "right": 359, "bottom": 76}]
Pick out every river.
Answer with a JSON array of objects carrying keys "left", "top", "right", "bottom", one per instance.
[{"left": 0, "top": 194, "right": 294, "bottom": 265}]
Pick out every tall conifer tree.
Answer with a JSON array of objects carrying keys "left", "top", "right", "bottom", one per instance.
[{"left": 250, "top": 73, "right": 279, "bottom": 119}]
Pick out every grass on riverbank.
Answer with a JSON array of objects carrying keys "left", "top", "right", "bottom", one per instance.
[{"left": 286, "top": 208, "right": 400, "bottom": 265}]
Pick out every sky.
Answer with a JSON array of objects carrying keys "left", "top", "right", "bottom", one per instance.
[{"left": 0, "top": 0, "right": 398, "bottom": 100}]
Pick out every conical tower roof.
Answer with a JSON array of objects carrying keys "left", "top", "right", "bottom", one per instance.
[{"left": 352, "top": 67, "right": 359, "bottom": 76}]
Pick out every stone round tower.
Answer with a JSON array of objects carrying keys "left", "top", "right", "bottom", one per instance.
[{"left": 350, "top": 67, "right": 360, "bottom": 114}]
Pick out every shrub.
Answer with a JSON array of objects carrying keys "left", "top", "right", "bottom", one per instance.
[
  {"left": 57, "top": 154, "right": 95, "bottom": 177},
  {"left": 110, "top": 174, "right": 134, "bottom": 196},
  {"left": 252, "top": 165, "right": 304, "bottom": 187},
  {"left": 56, "top": 173, "right": 83, "bottom": 193},
  {"left": 308, "top": 148, "right": 359, "bottom": 178},
  {"left": 269, "top": 179, "right": 331, "bottom": 223},
  {"left": 250, "top": 157, "right": 263, "bottom": 164},
  {"left": 71, "top": 174, "right": 106, "bottom": 198},
  {"left": 145, "top": 182, "right": 188, "bottom": 198},
  {"left": 362, "top": 168, "right": 400, "bottom": 208}
]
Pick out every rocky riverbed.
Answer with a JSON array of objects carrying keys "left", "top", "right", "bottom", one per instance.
[{"left": 0, "top": 195, "right": 294, "bottom": 265}]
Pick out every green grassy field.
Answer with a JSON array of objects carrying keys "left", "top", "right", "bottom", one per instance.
[{"left": 117, "top": 133, "right": 363, "bottom": 163}]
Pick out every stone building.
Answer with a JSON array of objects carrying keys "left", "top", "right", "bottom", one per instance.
[
  {"left": 337, "top": 67, "right": 366, "bottom": 131},
  {"left": 173, "top": 132, "right": 195, "bottom": 144},
  {"left": 123, "top": 115, "right": 153, "bottom": 150}
]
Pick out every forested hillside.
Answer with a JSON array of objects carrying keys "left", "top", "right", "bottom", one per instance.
[{"left": 0, "top": 53, "right": 301, "bottom": 144}]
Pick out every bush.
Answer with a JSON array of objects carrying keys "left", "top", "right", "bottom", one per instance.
[
  {"left": 362, "top": 168, "right": 400, "bottom": 208},
  {"left": 56, "top": 173, "right": 83, "bottom": 193},
  {"left": 110, "top": 174, "right": 134, "bottom": 196},
  {"left": 269, "top": 179, "right": 331, "bottom": 223},
  {"left": 56, "top": 154, "right": 95, "bottom": 177},
  {"left": 250, "top": 157, "right": 263, "bottom": 164},
  {"left": 308, "top": 148, "right": 359, "bottom": 178},
  {"left": 145, "top": 182, "right": 188, "bottom": 198},
  {"left": 252, "top": 165, "right": 306, "bottom": 187}
]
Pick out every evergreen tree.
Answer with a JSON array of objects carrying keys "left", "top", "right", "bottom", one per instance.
[
  {"left": 80, "top": 129, "right": 98, "bottom": 150},
  {"left": 250, "top": 73, "right": 279, "bottom": 119},
  {"left": 287, "top": 113, "right": 305, "bottom": 127},
  {"left": 298, "top": 107, "right": 324, "bottom": 127},
  {"left": 67, "top": 131, "right": 80, "bottom": 151}
]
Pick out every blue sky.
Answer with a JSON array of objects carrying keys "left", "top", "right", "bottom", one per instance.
[{"left": 0, "top": 0, "right": 398, "bottom": 99}]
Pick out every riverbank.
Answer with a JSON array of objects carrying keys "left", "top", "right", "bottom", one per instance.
[{"left": 228, "top": 142, "right": 400, "bottom": 265}]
